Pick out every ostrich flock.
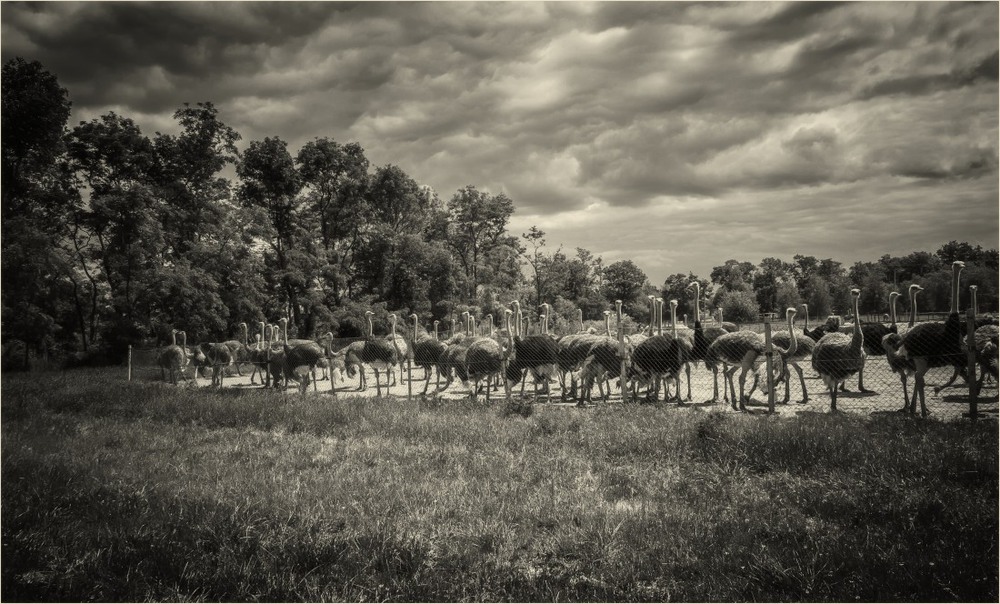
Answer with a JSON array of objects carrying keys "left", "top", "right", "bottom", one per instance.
[{"left": 157, "top": 261, "right": 998, "bottom": 417}]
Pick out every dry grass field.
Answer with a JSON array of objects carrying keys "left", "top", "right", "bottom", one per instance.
[{"left": 3, "top": 367, "right": 997, "bottom": 602}]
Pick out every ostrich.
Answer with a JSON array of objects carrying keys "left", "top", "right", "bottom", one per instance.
[
  {"left": 157, "top": 329, "right": 187, "bottom": 385},
  {"left": 432, "top": 311, "right": 470, "bottom": 393},
  {"left": 708, "top": 308, "right": 797, "bottom": 412},
  {"left": 688, "top": 280, "right": 732, "bottom": 404},
  {"left": 178, "top": 331, "right": 203, "bottom": 385},
  {"left": 277, "top": 318, "right": 327, "bottom": 394},
  {"left": 882, "top": 285, "right": 922, "bottom": 410},
  {"left": 411, "top": 315, "right": 447, "bottom": 395},
  {"left": 247, "top": 322, "right": 268, "bottom": 385},
  {"left": 970, "top": 285, "right": 999, "bottom": 390},
  {"left": 578, "top": 301, "right": 629, "bottom": 406},
  {"left": 200, "top": 334, "right": 234, "bottom": 388},
  {"left": 811, "top": 289, "right": 866, "bottom": 412},
  {"left": 770, "top": 310, "right": 817, "bottom": 404},
  {"left": 665, "top": 298, "right": 695, "bottom": 402},
  {"left": 801, "top": 303, "right": 830, "bottom": 341},
  {"left": 223, "top": 322, "right": 251, "bottom": 377},
  {"left": 630, "top": 299, "right": 686, "bottom": 403},
  {"left": 895, "top": 261, "right": 966, "bottom": 417},
  {"left": 358, "top": 311, "right": 404, "bottom": 397},
  {"left": 716, "top": 308, "right": 739, "bottom": 333},
  {"left": 506, "top": 301, "right": 560, "bottom": 401},
  {"left": 466, "top": 309, "right": 511, "bottom": 402},
  {"left": 557, "top": 311, "right": 610, "bottom": 400}
]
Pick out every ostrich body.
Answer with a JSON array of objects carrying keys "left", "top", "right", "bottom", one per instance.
[
  {"left": 688, "top": 281, "right": 732, "bottom": 404},
  {"left": 199, "top": 336, "right": 233, "bottom": 388},
  {"left": 811, "top": 289, "right": 866, "bottom": 412},
  {"left": 411, "top": 317, "right": 447, "bottom": 395},
  {"left": 278, "top": 318, "right": 327, "bottom": 394},
  {"left": 707, "top": 308, "right": 797, "bottom": 411},
  {"left": 882, "top": 286, "right": 922, "bottom": 410},
  {"left": 896, "top": 261, "right": 966, "bottom": 416},
  {"left": 629, "top": 299, "right": 686, "bottom": 403},
  {"left": 466, "top": 310, "right": 511, "bottom": 402},
  {"left": 223, "top": 322, "right": 251, "bottom": 377},
  {"left": 158, "top": 329, "right": 187, "bottom": 385},
  {"left": 435, "top": 312, "right": 473, "bottom": 393},
  {"left": 508, "top": 302, "right": 560, "bottom": 401},
  {"left": 359, "top": 311, "right": 404, "bottom": 397},
  {"left": 558, "top": 311, "right": 611, "bottom": 400},
  {"left": 770, "top": 317, "right": 817, "bottom": 404}
]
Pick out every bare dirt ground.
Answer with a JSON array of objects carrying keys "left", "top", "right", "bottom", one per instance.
[{"left": 140, "top": 356, "right": 998, "bottom": 421}]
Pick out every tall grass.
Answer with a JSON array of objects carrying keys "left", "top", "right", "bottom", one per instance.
[{"left": 3, "top": 368, "right": 997, "bottom": 601}]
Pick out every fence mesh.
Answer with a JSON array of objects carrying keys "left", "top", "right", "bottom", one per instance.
[{"left": 126, "top": 315, "right": 997, "bottom": 420}]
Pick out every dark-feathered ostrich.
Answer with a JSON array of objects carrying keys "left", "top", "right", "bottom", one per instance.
[
  {"left": 578, "top": 301, "right": 629, "bottom": 406},
  {"left": 688, "top": 281, "right": 734, "bottom": 404},
  {"left": 557, "top": 311, "right": 610, "bottom": 400},
  {"left": 630, "top": 299, "right": 687, "bottom": 403},
  {"left": 276, "top": 318, "right": 328, "bottom": 394},
  {"left": 411, "top": 315, "right": 447, "bottom": 395},
  {"left": 895, "top": 261, "right": 966, "bottom": 417},
  {"left": 707, "top": 308, "right": 797, "bottom": 411},
  {"left": 506, "top": 301, "right": 560, "bottom": 401},
  {"left": 158, "top": 329, "right": 187, "bottom": 385},
  {"left": 811, "top": 289, "right": 866, "bottom": 412},
  {"left": 882, "top": 285, "right": 922, "bottom": 410},
  {"left": 665, "top": 298, "right": 695, "bottom": 402},
  {"left": 770, "top": 310, "right": 817, "bottom": 404},
  {"left": 200, "top": 333, "right": 234, "bottom": 388},
  {"left": 435, "top": 311, "right": 472, "bottom": 393},
  {"left": 969, "top": 285, "right": 999, "bottom": 390},
  {"left": 801, "top": 303, "right": 830, "bottom": 341}
]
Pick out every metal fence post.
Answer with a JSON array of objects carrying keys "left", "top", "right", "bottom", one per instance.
[
  {"left": 617, "top": 300, "right": 626, "bottom": 402},
  {"left": 966, "top": 307, "right": 978, "bottom": 421},
  {"left": 764, "top": 318, "right": 774, "bottom": 413}
]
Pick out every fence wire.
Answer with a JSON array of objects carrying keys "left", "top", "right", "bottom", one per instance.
[{"left": 127, "top": 315, "right": 997, "bottom": 421}]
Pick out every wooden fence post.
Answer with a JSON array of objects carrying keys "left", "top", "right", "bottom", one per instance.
[
  {"left": 617, "top": 300, "right": 626, "bottom": 402},
  {"left": 966, "top": 307, "right": 978, "bottom": 421},
  {"left": 763, "top": 319, "right": 774, "bottom": 414}
]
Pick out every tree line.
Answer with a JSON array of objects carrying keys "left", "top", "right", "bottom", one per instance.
[{"left": 3, "top": 58, "right": 997, "bottom": 367}]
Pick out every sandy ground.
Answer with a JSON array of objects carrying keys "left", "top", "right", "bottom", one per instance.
[{"left": 139, "top": 356, "right": 998, "bottom": 421}]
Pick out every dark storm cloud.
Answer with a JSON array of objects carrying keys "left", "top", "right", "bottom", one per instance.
[{"left": 3, "top": 1, "right": 997, "bottom": 281}]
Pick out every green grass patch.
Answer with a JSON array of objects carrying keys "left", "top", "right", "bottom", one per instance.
[{"left": 3, "top": 368, "right": 997, "bottom": 601}]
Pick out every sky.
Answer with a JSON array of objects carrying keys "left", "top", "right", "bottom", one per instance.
[{"left": 3, "top": 1, "right": 998, "bottom": 284}]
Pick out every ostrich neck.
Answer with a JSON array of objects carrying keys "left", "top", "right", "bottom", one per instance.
[
  {"left": 367, "top": 316, "right": 374, "bottom": 338},
  {"left": 851, "top": 297, "right": 862, "bottom": 349},
  {"left": 908, "top": 292, "right": 917, "bottom": 328},
  {"left": 693, "top": 283, "right": 700, "bottom": 323},
  {"left": 670, "top": 305, "right": 677, "bottom": 338},
  {"left": 950, "top": 266, "right": 962, "bottom": 314},
  {"left": 779, "top": 313, "right": 796, "bottom": 357}
]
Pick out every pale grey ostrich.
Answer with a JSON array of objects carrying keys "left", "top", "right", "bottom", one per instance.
[
  {"left": 707, "top": 308, "right": 797, "bottom": 411},
  {"left": 882, "top": 285, "right": 922, "bottom": 410},
  {"left": 466, "top": 309, "right": 512, "bottom": 402},
  {"left": 811, "top": 289, "right": 865, "bottom": 412},
  {"left": 359, "top": 311, "right": 404, "bottom": 397},
  {"left": 770, "top": 310, "right": 817, "bottom": 404},
  {"left": 223, "top": 322, "right": 251, "bottom": 377},
  {"left": 687, "top": 281, "right": 732, "bottom": 404},
  {"left": 157, "top": 329, "right": 187, "bottom": 385}
]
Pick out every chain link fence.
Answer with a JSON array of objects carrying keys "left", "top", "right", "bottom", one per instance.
[{"left": 126, "top": 313, "right": 997, "bottom": 421}]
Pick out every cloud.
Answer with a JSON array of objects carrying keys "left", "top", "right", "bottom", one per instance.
[{"left": 2, "top": 1, "right": 997, "bottom": 284}]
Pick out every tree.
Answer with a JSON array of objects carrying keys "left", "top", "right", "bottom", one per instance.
[
  {"left": 661, "top": 272, "right": 709, "bottom": 320},
  {"left": 446, "top": 185, "right": 516, "bottom": 301},
  {"left": 711, "top": 259, "right": 755, "bottom": 292},
  {"left": 753, "top": 257, "right": 795, "bottom": 313},
  {"left": 715, "top": 290, "right": 759, "bottom": 324},
  {"left": 237, "top": 137, "right": 307, "bottom": 329},
  {"left": 602, "top": 260, "right": 648, "bottom": 312}
]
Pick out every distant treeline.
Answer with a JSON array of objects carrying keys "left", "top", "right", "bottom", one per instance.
[{"left": 3, "top": 57, "right": 997, "bottom": 368}]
